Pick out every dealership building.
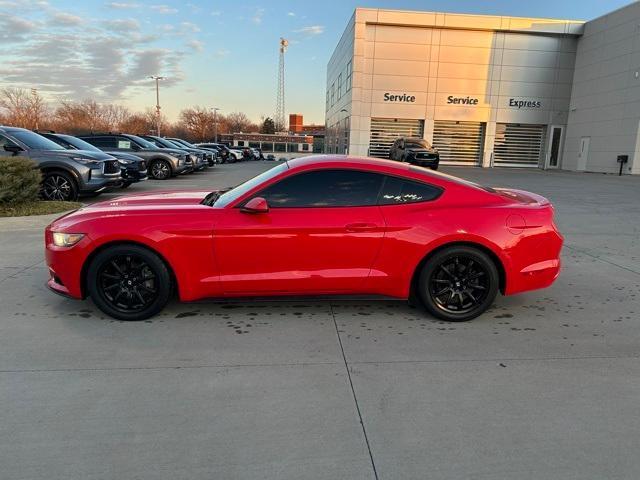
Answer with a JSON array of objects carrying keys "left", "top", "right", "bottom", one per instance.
[{"left": 325, "top": 3, "right": 640, "bottom": 174}]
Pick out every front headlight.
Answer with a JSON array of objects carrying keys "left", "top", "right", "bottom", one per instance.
[
  {"left": 71, "top": 156, "right": 101, "bottom": 167},
  {"left": 52, "top": 232, "right": 85, "bottom": 247}
]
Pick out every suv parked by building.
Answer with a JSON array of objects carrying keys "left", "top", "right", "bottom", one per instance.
[
  {"left": 0, "top": 126, "right": 122, "bottom": 201},
  {"left": 388, "top": 137, "right": 440, "bottom": 170},
  {"left": 137, "top": 135, "right": 207, "bottom": 171},
  {"left": 39, "top": 132, "right": 148, "bottom": 188},
  {"left": 78, "top": 133, "right": 192, "bottom": 180}
]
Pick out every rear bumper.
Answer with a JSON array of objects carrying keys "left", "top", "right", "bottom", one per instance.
[{"left": 504, "top": 229, "right": 563, "bottom": 296}]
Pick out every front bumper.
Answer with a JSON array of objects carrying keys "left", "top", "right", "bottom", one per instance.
[
  {"left": 408, "top": 156, "right": 439, "bottom": 168},
  {"left": 45, "top": 229, "right": 91, "bottom": 299}
]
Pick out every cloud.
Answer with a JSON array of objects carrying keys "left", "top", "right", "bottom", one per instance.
[
  {"left": 0, "top": 13, "right": 37, "bottom": 43},
  {"left": 187, "top": 39, "right": 204, "bottom": 52},
  {"left": 214, "top": 49, "right": 229, "bottom": 58},
  {"left": 211, "top": 10, "right": 221, "bottom": 16},
  {"left": 0, "top": 10, "right": 189, "bottom": 102},
  {"left": 294, "top": 25, "right": 324, "bottom": 35},
  {"left": 150, "top": 4, "right": 177, "bottom": 14},
  {"left": 251, "top": 7, "right": 264, "bottom": 24},
  {"left": 105, "top": 1, "right": 139, "bottom": 8},
  {"left": 103, "top": 18, "right": 141, "bottom": 32},
  {"left": 50, "top": 12, "right": 83, "bottom": 26},
  {"left": 181, "top": 21, "right": 200, "bottom": 33},
  {"left": 287, "top": 12, "right": 295, "bottom": 17}
]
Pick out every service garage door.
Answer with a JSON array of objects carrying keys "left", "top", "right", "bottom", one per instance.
[
  {"left": 369, "top": 118, "right": 424, "bottom": 158},
  {"left": 494, "top": 123, "right": 546, "bottom": 167},
  {"left": 432, "top": 121, "right": 485, "bottom": 165}
]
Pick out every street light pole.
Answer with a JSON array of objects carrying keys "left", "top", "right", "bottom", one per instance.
[
  {"left": 149, "top": 76, "right": 165, "bottom": 136},
  {"left": 211, "top": 107, "right": 220, "bottom": 143},
  {"left": 31, "top": 88, "right": 39, "bottom": 130}
]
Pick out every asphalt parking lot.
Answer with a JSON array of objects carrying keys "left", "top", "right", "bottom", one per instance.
[{"left": 1, "top": 160, "right": 639, "bottom": 480}]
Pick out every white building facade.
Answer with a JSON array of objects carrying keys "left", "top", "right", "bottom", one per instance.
[{"left": 326, "top": 5, "right": 640, "bottom": 174}]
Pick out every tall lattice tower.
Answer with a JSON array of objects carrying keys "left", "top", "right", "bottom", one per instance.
[{"left": 275, "top": 38, "right": 288, "bottom": 131}]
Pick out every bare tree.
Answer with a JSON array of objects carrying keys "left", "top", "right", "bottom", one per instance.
[
  {"left": 226, "top": 111, "right": 255, "bottom": 133},
  {"left": 178, "top": 106, "right": 216, "bottom": 142},
  {"left": 0, "top": 87, "right": 49, "bottom": 129}
]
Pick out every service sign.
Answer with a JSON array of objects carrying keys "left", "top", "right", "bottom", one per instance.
[{"left": 383, "top": 92, "right": 416, "bottom": 103}]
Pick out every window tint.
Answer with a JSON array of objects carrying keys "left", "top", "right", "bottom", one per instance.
[
  {"left": 379, "top": 176, "right": 442, "bottom": 205},
  {"left": 405, "top": 139, "right": 431, "bottom": 149},
  {"left": 82, "top": 136, "right": 117, "bottom": 149},
  {"left": 257, "top": 169, "right": 384, "bottom": 208}
]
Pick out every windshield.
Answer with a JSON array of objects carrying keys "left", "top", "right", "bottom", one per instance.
[
  {"left": 127, "top": 135, "right": 158, "bottom": 149},
  {"left": 59, "top": 135, "right": 101, "bottom": 152},
  {"left": 166, "top": 139, "right": 189, "bottom": 149},
  {"left": 405, "top": 139, "right": 431, "bottom": 149},
  {"left": 172, "top": 138, "right": 194, "bottom": 147},
  {"left": 212, "top": 162, "right": 288, "bottom": 207},
  {"left": 11, "top": 131, "right": 65, "bottom": 150},
  {"left": 147, "top": 136, "right": 180, "bottom": 149}
]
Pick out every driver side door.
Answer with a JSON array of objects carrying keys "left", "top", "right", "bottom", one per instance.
[{"left": 213, "top": 169, "right": 386, "bottom": 295}]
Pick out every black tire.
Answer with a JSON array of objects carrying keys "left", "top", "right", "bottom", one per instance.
[
  {"left": 86, "top": 244, "right": 172, "bottom": 321},
  {"left": 149, "top": 159, "right": 172, "bottom": 180},
  {"left": 417, "top": 246, "right": 499, "bottom": 322},
  {"left": 41, "top": 170, "right": 79, "bottom": 201},
  {"left": 430, "top": 165, "right": 439, "bottom": 171}
]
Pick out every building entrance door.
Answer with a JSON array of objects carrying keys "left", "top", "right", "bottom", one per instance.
[
  {"left": 545, "top": 126, "right": 564, "bottom": 169},
  {"left": 577, "top": 137, "right": 590, "bottom": 171}
]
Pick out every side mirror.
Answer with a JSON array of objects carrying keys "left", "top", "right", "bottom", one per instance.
[
  {"left": 3, "top": 144, "right": 23, "bottom": 154},
  {"left": 241, "top": 197, "right": 269, "bottom": 214},
  {"left": 130, "top": 143, "right": 141, "bottom": 151}
]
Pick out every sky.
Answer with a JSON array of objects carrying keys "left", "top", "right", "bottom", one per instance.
[{"left": 0, "top": 0, "right": 634, "bottom": 124}]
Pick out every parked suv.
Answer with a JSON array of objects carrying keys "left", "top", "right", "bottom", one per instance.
[
  {"left": 40, "top": 132, "right": 148, "bottom": 188},
  {"left": 0, "top": 126, "right": 122, "bottom": 201},
  {"left": 166, "top": 138, "right": 216, "bottom": 166},
  {"left": 195, "top": 143, "right": 233, "bottom": 163},
  {"left": 78, "top": 133, "right": 192, "bottom": 180},
  {"left": 138, "top": 135, "right": 207, "bottom": 171},
  {"left": 388, "top": 137, "right": 440, "bottom": 170}
]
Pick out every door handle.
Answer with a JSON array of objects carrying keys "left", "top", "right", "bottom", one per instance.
[{"left": 345, "top": 222, "right": 378, "bottom": 232}]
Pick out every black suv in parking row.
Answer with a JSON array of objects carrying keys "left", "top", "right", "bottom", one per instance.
[
  {"left": 0, "top": 126, "right": 123, "bottom": 200},
  {"left": 388, "top": 137, "right": 440, "bottom": 170},
  {"left": 77, "top": 134, "right": 193, "bottom": 180}
]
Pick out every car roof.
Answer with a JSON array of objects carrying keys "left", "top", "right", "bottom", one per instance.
[
  {"left": 287, "top": 155, "right": 411, "bottom": 173},
  {"left": 0, "top": 125, "right": 29, "bottom": 133}
]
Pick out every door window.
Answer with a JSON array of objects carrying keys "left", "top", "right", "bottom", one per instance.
[
  {"left": 379, "top": 176, "right": 442, "bottom": 205},
  {"left": 83, "top": 136, "right": 117, "bottom": 148},
  {"left": 256, "top": 169, "right": 384, "bottom": 208}
]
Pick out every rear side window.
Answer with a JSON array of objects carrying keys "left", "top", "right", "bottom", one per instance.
[
  {"left": 83, "top": 136, "right": 116, "bottom": 148},
  {"left": 257, "top": 169, "right": 384, "bottom": 208},
  {"left": 379, "top": 176, "right": 442, "bottom": 205}
]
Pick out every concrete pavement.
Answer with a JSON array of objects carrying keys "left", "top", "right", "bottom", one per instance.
[{"left": 0, "top": 162, "right": 639, "bottom": 479}]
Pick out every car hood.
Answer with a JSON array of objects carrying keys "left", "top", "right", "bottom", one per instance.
[
  {"left": 90, "top": 190, "right": 213, "bottom": 208},
  {"left": 107, "top": 151, "right": 144, "bottom": 162},
  {"left": 32, "top": 149, "right": 115, "bottom": 161},
  {"left": 406, "top": 147, "right": 437, "bottom": 154}
]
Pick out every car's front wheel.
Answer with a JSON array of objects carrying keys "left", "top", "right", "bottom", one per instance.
[
  {"left": 418, "top": 246, "right": 499, "bottom": 322},
  {"left": 41, "top": 171, "right": 79, "bottom": 201},
  {"left": 149, "top": 160, "right": 172, "bottom": 180},
  {"left": 86, "top": 244, "right": 172, "bottom": 321}
]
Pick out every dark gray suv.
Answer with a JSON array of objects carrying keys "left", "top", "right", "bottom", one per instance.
[
  {"left": 78, "top": 134, "right": 192, "bottom": 180},
  {"left": 0, "top": 126, "right": 122, "bottom": 201}
]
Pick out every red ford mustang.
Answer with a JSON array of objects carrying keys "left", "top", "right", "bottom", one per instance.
[{"left": 45, "top": 156, "right": 563, "bottom": 322}]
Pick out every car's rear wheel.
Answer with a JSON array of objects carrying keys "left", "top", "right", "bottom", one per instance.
[
  {"left": 86, "top": 245, "right": 172, "bottom": 321},
  {"left": 41, "top": 171, "right": 79, "bottom": 201},
  {"left": 418, "top": 246, "right": 498, "bottom": 322},
  {"left": 149, "top": 160, "right": 171, "bottom": 180}
]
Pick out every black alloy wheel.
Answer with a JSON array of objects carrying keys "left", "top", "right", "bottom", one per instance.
[
  {"left": 87, "top": 245, "right": 172, "bottom": 321},
  {"left": 150, "top": 160, "right": 171, "bottom": 180},
  {"left": 42, "top": 171, "right": 78, "bottom": 201},
  {"left": 418, "top": 246, "right": 499, "bottom": 322}
]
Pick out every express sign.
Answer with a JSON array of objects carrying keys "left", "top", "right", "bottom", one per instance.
[{"left": 509, "top": 98, "right": 542, "bottom": 109}]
